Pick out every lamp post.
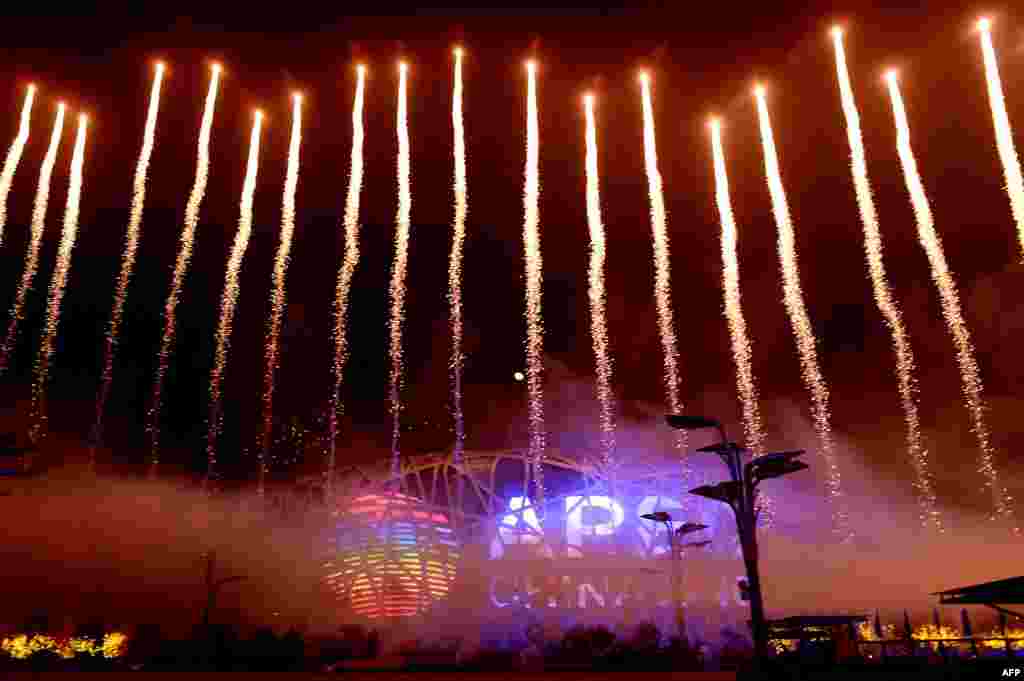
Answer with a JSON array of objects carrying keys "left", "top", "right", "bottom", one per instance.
[
  {"left": 666, "top": 414, "right": 808, "bottom": 666},
  {"left": 640, "top": 511, "right": 709, "bottom": 643}
]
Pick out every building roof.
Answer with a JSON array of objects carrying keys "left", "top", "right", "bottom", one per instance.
[
  {"left": 767, "top": 615, "right": 868, "bottom": 627},
  {"left": 934, "top": 576, "right": 1024, "bottom": 605}
]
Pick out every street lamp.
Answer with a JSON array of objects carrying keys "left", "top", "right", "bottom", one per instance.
[
  {"left": 667, "top": 414, "right": 808, "bottom": 666},
  {"left": 640, "top": 512, "right": 709, "bottom": 643}
]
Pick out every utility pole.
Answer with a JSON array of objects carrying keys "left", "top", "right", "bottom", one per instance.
[{"left": 667, "top": 414, "right": 808, "bottom": 667}]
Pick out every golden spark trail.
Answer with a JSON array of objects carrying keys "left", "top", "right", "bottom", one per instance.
[
  {"left": 977, "top": 18, "right": 1024, "bottom": 258},
  {"left": 754, "top": 88, "right": 849, "bottom": 538},
  {"left": 147, "top": 63, "right": 221, "bottom": 467},
  {"left": 709, "top": 118, "right": 775, "bottom": 527},
  {"left": 28, "top": 113, "right": 87, "bottom": 444},
  {"left": 523, "top": 61, "right": 546, "bottom": 509},
  {"left": 328, "top": 65, "right": 366, "bottom": 497},
  {"left": 387, "top": 63, "right": 411, "bottom": 480},
  {"left": 709, "top": 120, "right": 767, "bottom": 455},
  {"left": 0, "top": 103, "right": 65, "bottom": 375},
  {"left": 259, "top": 94, "right": 302, "bottom": 497},
  {"left": 0, "top": 84, "right": 36, "bottom": 246},
  {"left": 831, "top": 30, "right": 940, "bottom": 531},
  {"left": 639, "top": 73, "right": 691, "bottom": 499},
  {"left": 90, "top": 62, "right": 165, "bottom": 457},
  {"left": 583, "top": 94, "right": 616, "bottom": 471},
  {"left": 886, "top": 72, "right": 1017, "bottom": 531},
  {"left": 205, "top": 110, "right": 263, "bottom": 484},
  {"left": 448, "top": 49, "right": 468, "bottom": 467}
]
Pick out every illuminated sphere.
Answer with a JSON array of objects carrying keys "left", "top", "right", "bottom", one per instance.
[
  {"left": 323, "top": 492, "right": 460, "bottom": 619},
  {"left": 513, "top": 371, "right": 525, "bottom": 382}
]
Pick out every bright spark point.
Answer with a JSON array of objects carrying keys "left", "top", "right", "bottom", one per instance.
[
  {"left": 831, "top": 28, "right": 941, "bottom": 531},
  {"left": 206, "top": 108, "right": 264, "bottom": 485},
  {"left": 884, "top": 69, "right": 898, "bottom": 83},
  {"left": 638, "top": 71, "right": 650, "bottom": 84},
  {"left": 978, "top": 17, "right": 991, "bottom": 32},
  {"left": 155, "top": 61, "right": 166, "bottom": 73},
  {"left": 885, "top": 74, "right": 1018, "bottom": 533},
  {"left": 523, "top": 54, "right": 546, "bottom": 509},
  {"left": 976, "top": 16, "right": 1024, "bottom": 259},
  {"left": 639, "top": 65, "right": 691, "bottom": 508},
  {"left": 830, "top": 26, "right": 843, "bottom": 39},
  {"left": 514, "top": 371, "right": 525, "bottom": 382},
  {"left": 0, "top": 104, "right": 64, "bottom": 376},
  {"left": 258, "top": 87, "right": 303, "bottom": 497},
  {"left": 255, "top": 109, "right": 264, "bottom": 120},
  {"left": 755, "top": 89, "right": 849, "bottom": 539},
  {"left": 0, "top": 83, "right": 37, "bottom": 246},
  {"left": 387, "top": 59, "right": 412, "bottom": 480},
  {"left": 398, "top": 61, "right": 408, "bottom": 73},
  {"left": 327, "top": 60, "right": 367, "bottom": 502},
  {"left": 583, "top": 90, "right": 616, "bottom": 475},
  {"left": 356, "top": 64, "right": 366, "bottom": 75},
  {"left": 91, "top": 57, "right": 165, "bottom": 463},
  {"left": 148, "top": 62, "right": 221, "bottom": 469},
  {"left": 212, "top": 62, "right": 222, "bottom": 74},
  {"left": 29, "top": 112, "right": 88, "bottom": 445},
  {"left": 448, "top": 40, "right": 468, "bottom": 472},
  {"left": 753, "top": 84, "right": 766, "bottom": 97}
]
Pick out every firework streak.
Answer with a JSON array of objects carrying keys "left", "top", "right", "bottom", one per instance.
[
  {"left": 885, "top": 72, "right": 1017, "bottom": 532},
  {"left": 448, "top": 49, "right": 468, "bottom": 472},
  {"left": 522, "top": 61, "right": 546, "bottom": 509},
  {"left": 90, "top": 63, "right": 165, "bottom": 454},
  {"left": 583, "top": 94, "right": 616, "bottom": 471},
  {"left": 0, "top": 85, "right": 36, "bottom": 246},
  {"left": 831, "top": 31, "right": 940, "bottom": 531},
  {"left": 977, "top": 19, "right": 1024, "bottom": 260},
  {"left": 29, "top": 113, "right": 88, "bottom": 443},
  {"left": 754, "top": 88, "right": 849, "bottom": 538},
  {"left": 257, "top": 95, "right": 302, "bottom": 495},
  {"left": 328, "top": 65, "right": 367, "bottom": 497},
  {"left": 388, "top": 64, "right": 411, "bottom": 480},
  {"left": 709, "top": 117, "right": 775, "bottom": 524},
  {"left": 147, "top": 64, "right": 222, "bottom": 467},
  {"left": 0, "top": 103, "right": 64, "bottom": 375},
  {"left": 205, "top": 110, "right": 264, "bottom": 483}
]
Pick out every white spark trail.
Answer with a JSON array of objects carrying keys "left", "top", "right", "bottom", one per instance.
[
  {"left": 0, "top": 103, "right": 65, "bottom": 375},
  {"left": 259, "top": 94, "right": 302, "bottom": 497},
  {"left": 886, "top": 72, "right": 1017, "bottom": 532},
  {"left": 205, "top": 110, "right": 264, "bottom": 485},
  {"left": 328, "top": 65, "right": 366, "bottom": 499},
  {"left": 523, "top": 61, "right": 546, "bottom": 510},
  {"left": 0, "top": 84, "right": 36, "bottom": 246},
  {"left": 709, "top": 120, "right": 767, "bottom": 454},
  {"left": 91, "top": 62, "right": 165, "bottom": 456},
  {"left": 388, "top": 64, "right": 411, "bottom": 480},
  {"left": 754, "top": 88, "right": 850, "bottom": 539},
  {"left": 583, "top": 94, "right": 616, "bottom": 472},
  {"left": 147, "top": 64, "right": 221, "bottom": 469},
  {"left": 448, "top": 50, "right": 468, "bottom": 469},
  {"left": 29, "top": 113, "right": 88, "bottom": 444},
  {"left": 831, "top": 31, "right": 940, "bottom": 531},
  {"left": 977, "top": 19, "right": 1024, "bottom": 259},
  {"left": 639, "top": 74, "right": 690, "bottom": 499}
]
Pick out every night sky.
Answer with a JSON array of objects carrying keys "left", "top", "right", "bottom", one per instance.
[{"left": 1, "top": 3, "right": 1023, "bottom": 508}]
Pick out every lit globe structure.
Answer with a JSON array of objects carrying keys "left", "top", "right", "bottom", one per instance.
[{"left": 324, "top": 491, "right": 459, "bottom": 619}]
